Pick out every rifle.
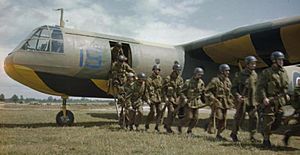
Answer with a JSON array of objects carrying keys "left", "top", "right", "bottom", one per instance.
[
  {"left": 248, "top": 93, "right": 288, "bottom": 116},
  {"left": 112, "top": 86, "right": 119, "bottom": 119},
  {"left": 118, "top": 90, "right": 134, "bottom": 127}
]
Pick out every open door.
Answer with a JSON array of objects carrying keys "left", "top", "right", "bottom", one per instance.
[{"left": 109, "top": 41, "right": 132, "bottom": 67}]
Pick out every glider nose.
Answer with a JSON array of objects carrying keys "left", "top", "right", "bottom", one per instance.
[{"left": 4, "top": 52, "right": 17, "bottom": 80}]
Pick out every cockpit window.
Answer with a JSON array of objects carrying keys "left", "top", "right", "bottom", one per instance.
[
  {"left": 33, "top": 29, "right": 50, "bottom": 38},
  {"left": 51, "top": 40, "right": 63, "bottom": 53},
  {"left": 21, "top": 26, "right": 64, "bottom": 53},
  {"left": 22, "top": 39, "right": 38, "bottom": 50},
  {"left": 51, "top": 29, "right": 63, "bottom": 40},
  {"left": 40, "top": 29, "right": 50, "bottom": 38},
  {"left": 36, "top": 39, "right": 50, "bottom": 51}
]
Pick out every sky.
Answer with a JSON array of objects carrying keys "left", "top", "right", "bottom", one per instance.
[{"left": 0, "top": 0, "right": 300, "bottom": 99}]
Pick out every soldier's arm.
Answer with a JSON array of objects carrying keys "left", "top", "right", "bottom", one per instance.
[
  {"left": 180, "top": 80, "right": 189, "bottom": 100},
  {"left": 205, "top": 78, "right": 218, "bottom": 101},
  {"left": 231, "top": 72, "right": 241, "bottom": 97},
  {"left": 283, "top": 70, "right": 289, "bottom": 94},
  {"left": 200, "top": 80, "right": 207, "bottom": 103},
  {"left": 176, "top": 77, "right": 184, "bottom": 97},
  {"left": 161, "top": 77, "right": 170, "bottom": 99},
  {"left": 125, "top": 64, "right": 135, "bottom": 74},
  {"left": 256, "top": 70, "right": 268, "bottom": 102}
]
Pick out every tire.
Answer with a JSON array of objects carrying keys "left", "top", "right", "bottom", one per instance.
[{"left": 56, "top": 110, "right": 74, "bottom": 126}]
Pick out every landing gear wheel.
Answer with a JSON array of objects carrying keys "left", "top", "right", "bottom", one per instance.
[{"left": 56, "top": 110, "right": 74, "bottom": 126}]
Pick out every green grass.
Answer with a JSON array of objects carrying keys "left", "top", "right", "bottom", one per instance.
[{"left": 0, "top": 103, "right": 299, "bottom": 155}]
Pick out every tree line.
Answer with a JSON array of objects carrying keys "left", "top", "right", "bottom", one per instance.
[{"left": 0, "top": 94, "right": 107, "bottom": 104}]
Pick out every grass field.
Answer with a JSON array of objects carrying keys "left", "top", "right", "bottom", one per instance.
[{"left": 0, "top": 103, "right": 299, "bottom": 155}]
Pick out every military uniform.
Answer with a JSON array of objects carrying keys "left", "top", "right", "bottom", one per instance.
[
  {"left": 117, "top": 80, "right": 134, "bottom": 129},
  {"left": 231, "top": 69, "right": 258, "bottom": 140},
  {"left": 111, "top": 61, "right": 135, "bottom": 89},
  {"left": 127, "top": 77, "right": 148, "bottom": 130},
  {"left": 206, "top": 75, "right": 234, "bottom": 138},
  {"left": 145, "top": 73, "right": 163, "bottom": 131},
  {"left": 178, "top": 77, "right": 206, "bottom": 134},
  {"left": 163, "top": 72, "right": 184, "bottom": 133},
  {"left": 256, "top": 66, "right": 289, "bottom": 143},
  {"left": 111, "top": 46, "right": 124, "bottom": 63},
  {"left": 283, "top": 86, "right": 300, "bottom": 145}
]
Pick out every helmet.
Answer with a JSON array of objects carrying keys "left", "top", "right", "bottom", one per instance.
[
  {"left": 245, "top": 56, "right": 257, "bottom": 64},
  {"left": 193, "top": 67, "right": 204, "bottom": 75},
  {"left": 116, "top": 42, "right": 122, "bottom": 47},
  {"left": 152, "top": 64, "right": 161, "bottom": 71},
  {"left": 219, "top": 64, "right": 230, "bottom": 72},
  {"left": 172, "top": 64, "right": 182, "bottom": 71},
  {"left": 271, "top": 51, "right": 285, "bottom": 60},
  {"left": 127, "top": 72, "right": 135, "bottom": 78},
  {"left": 118, "top": 55, "right": 127, "bottom": 61},
  {"left": 137, "top": 72, "right": 147, "bottom": 80}
]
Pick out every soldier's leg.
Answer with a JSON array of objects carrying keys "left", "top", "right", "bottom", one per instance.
[
  {"left": 262, "top": 106, "right": 275, "bottom": 147},
  {"left": 128, "top": 108, "right": 135, "bottom": 130},
  {"left": 164, "top": 104, "right": 175, "bottom": 129},
  {"left": 283, "top": 124, "right": 300, "bottom": 146},
  {"left": 216, "top": 108, "right": 227, "bottom": 140},
  {"left": 231, "top": 102, "right": 245, "bottom": 135},
  {"left": 155, "top": 102, "right": 163, "bottom": 131},
  {"left": 230, "top": 103, "right": 245, "bottom": 141},
  {"left": 135, "top": 106, "right": 143, "bottom": 130},
  {"left": 178, "top": 107, "right": 192, "bottom": 132},
  {"left": 247, "top": 105, "right": 258, "bottom": 141},
  {"left": 187, "top": 108, "right": 199, "bottom": 133},
  {"left": 124, "top": 108, "right": 130, "bottom": 128},
  {"left": 164, "top": 104, "right": 174, "bottom": 127},
  {"left": 207, "top": 106, "right": 216, "bottom": 134},
  {"left": 145, "top": 103, "right": 155, "bottom": 130}
]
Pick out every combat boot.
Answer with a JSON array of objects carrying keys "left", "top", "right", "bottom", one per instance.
[
  {"left": 166, "top": 127, "right": 173, "bottom": 133},
  {"left": 283, "top": 135, "right": 290, "bottom": 146},
  {"left": 135, "top": 125, "right": 139, "bottom": 131},
  {"left": 177, "top": 126, "right": 182, "bottom": 133},
  {"left": 230, "top": 133, "right": 239, "bottom": 142},
  {"left": 145, "top": 124, "right": 149, "bottom": 131},
  {"left": 154, "top": 125, "right": 160, "bottom": 132},
  {"left": 129, "top": 125, "right": 134, "bottom": 131},
  {"left": 262, "top": 139, "right": 272, "bottom": 148}
]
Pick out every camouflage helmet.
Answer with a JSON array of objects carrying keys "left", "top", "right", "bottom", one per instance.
[
  {"left": 219, "top": 64, "right": 230, "bottom": 72},
  {"left": 172, "top": 61, "right": 182, "bottom": 71},
  {"left": 194, "top": 67, "right": 204, "bottom": 75},
  {"left": 127, "top": 72, "right": 135, "bottom": 78},
  {"left": 116, "top": 42, "right": 122, "bottom": 47},
  {"left": 118, "top": 55, "right": 127, "bottom": 61},
  {"left": 137, "top": 72, "right": 147, "bottom": 80},
  {"left": 245, "top": 56, "right": 257, "bottom": 64},
  {"left": 152, "top": 64, "right": 161, "bottom": 71},
  {"left": 271, "top": 51, "right": 285, "bottom": 60}
]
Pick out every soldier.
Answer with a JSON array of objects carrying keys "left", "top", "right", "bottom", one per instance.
[
  {"left": 145, "top": 64, "right": 163, "bottom": 132},
  {"left": 163, "top": 62, "right": 184, "bottom": 133},
  {"left": 128, "top": 72, "right": 148, "bottom": 131},
  {"left": 206, "top": 64, "right": 234, "bottom": 141},
  {"left": 283, "top": 82, "right": 300, "bottom": 146},
  {"left": 118, "top": 72, "right": 135, "bottom": 129},
  {"left": 110, "top": 55, "right": 135, "bottom": 91},
  {"left": 178, "top": 67, "right": 206, "bottom": 135},
  {"left": 111, "top": 42, "right": 124, "bottom": 63},
  {"left": 256, "top": 51, "right": 290, "bottom": 147},
  {"left": 230, "top": 56, "right": 259, "bottom": 142}
]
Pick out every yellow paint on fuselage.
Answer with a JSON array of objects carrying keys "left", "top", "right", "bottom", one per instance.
[
  {"left": 4, "top": 63, "right": 64, "bottom": 96},
  {"left": 203, "top": 34, "right": 268, "bottom": 68},
  {"left": 91, "top": 79, "right": 116, "bottom": 95},
  {"left": 281, "top": 23, "right": 300, "bottom": 63}
]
